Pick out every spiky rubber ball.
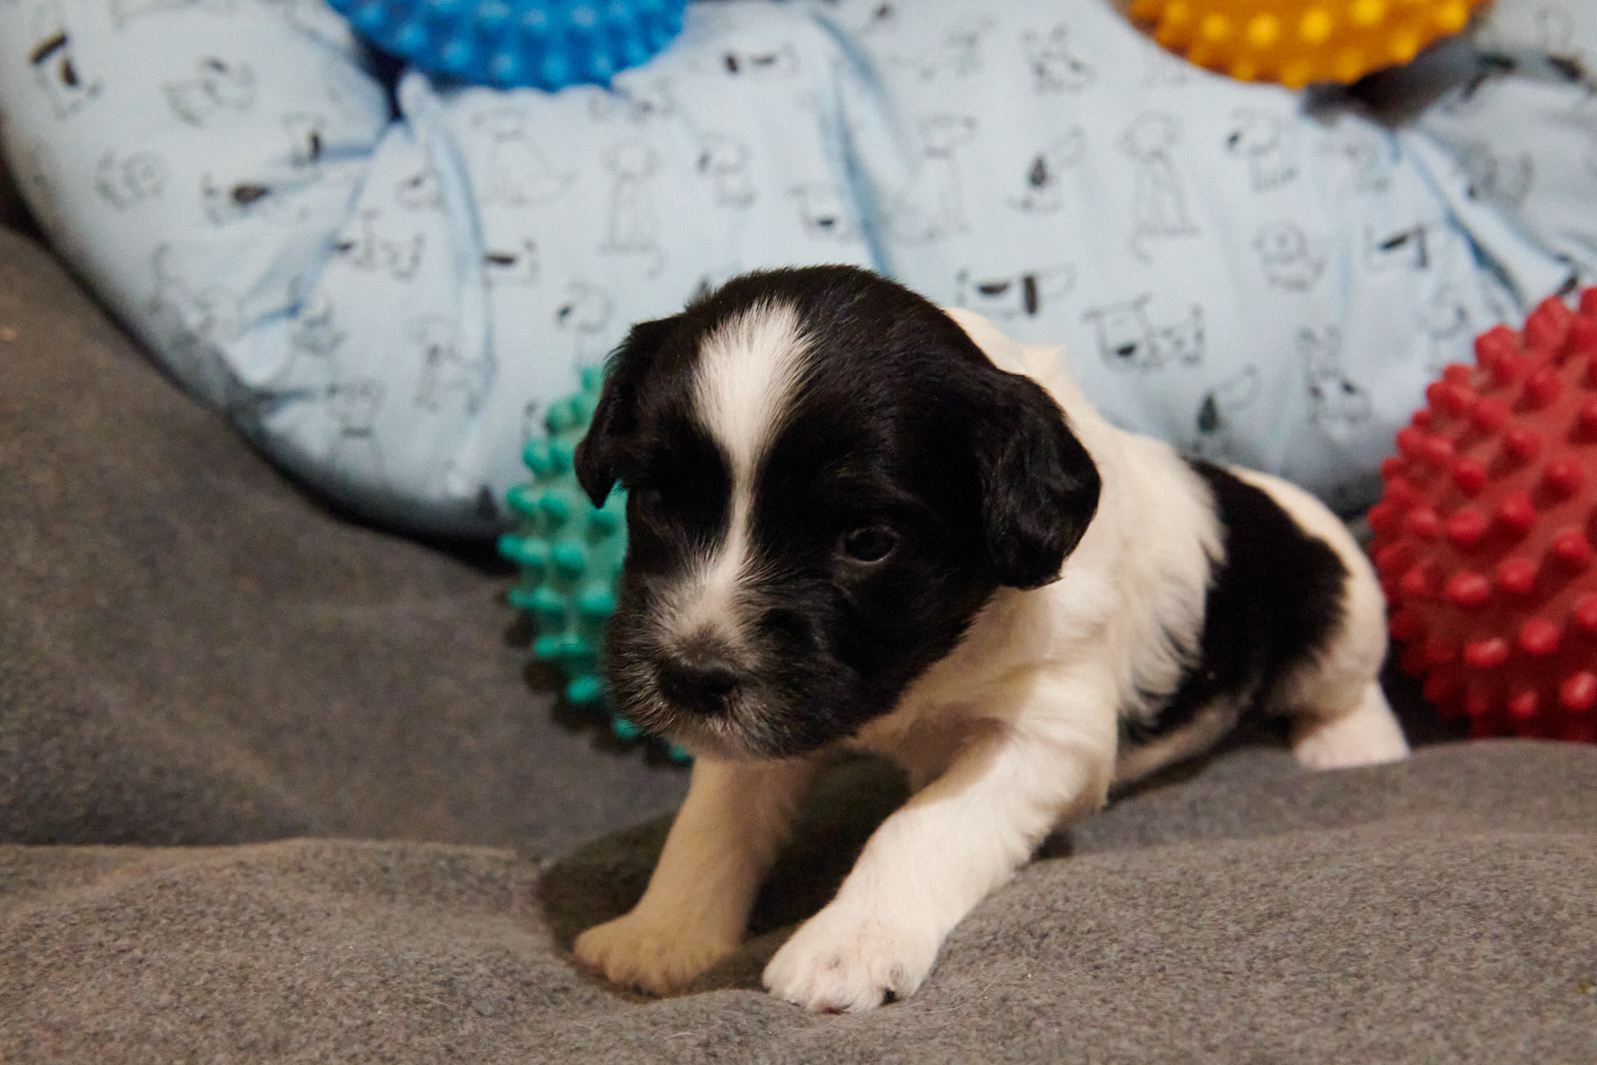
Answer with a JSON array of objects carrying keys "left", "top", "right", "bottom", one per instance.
[
  {"left": 1370, "top": 292, "right": 1597, "bottom": 743},
  {"left": 328, "top": 0, "right": 686, "bottom": 90},
  {"left": 499, "top": 367, "right": 687, "bottom": 762},
  {"left": 1129, "top": 0, "right": 1489, "bottom": 87}
]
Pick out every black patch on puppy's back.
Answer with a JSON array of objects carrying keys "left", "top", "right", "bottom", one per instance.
[{"left": 1127, "top": 460, "right": 1348, "bottom": 744}]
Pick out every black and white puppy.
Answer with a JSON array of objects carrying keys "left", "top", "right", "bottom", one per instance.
[{"left": 571, "top": 266, "right": 1408, "bottom": 1013}]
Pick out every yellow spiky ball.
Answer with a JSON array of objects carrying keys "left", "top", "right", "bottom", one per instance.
[{"left": 1129, "top": 0, "right": 1491, "bottom": 87}]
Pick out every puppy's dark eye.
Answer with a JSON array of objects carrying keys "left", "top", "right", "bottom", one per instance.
[{"left": 840, "top": 525, "right": 900, "bottom": 564}]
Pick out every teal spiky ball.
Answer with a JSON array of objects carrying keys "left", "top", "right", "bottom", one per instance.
[{"left": 499, "top": 367, "right": 687, "bottom": 762}]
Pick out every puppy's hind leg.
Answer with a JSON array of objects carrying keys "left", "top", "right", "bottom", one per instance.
[
  {"left": 1291, "top": 680, "right": 1409, "bottom": 770},
  {"left": 1230, "top": 469, "right": 1408, "bottom": 771},
  {"left": 1281, "top": 542, "right": 1409, "bottom": 771}
]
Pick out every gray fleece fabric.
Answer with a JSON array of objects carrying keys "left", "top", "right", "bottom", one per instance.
[
  {"left": 2, "top": 219, "right": 1595, "bottom": 1063},
  {"left": 5, "top": 743, "right": 1596, "bottom": 1064},
  {"left": 0, "top": 227, "right": 687, "bottom": 854}
]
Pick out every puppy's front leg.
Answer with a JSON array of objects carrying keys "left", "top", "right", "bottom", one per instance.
[
  {"left": 575, "top": 755, "right": 816, "bottom": 994},
  {"left": 764, "top": 673, "right": 1118, "bottom": 1013}
]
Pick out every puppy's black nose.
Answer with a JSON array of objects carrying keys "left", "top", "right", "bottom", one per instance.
[{"left": 657, "top": 651, "right": 740, "bottom": 714}]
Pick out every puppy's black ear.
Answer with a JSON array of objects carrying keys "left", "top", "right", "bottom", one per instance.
[
  {"left": 973, "top": 375, "right": 1101, "bottom": 590},
  {"left": 574, "top": 316, "right": 676, "bottom": 507}
]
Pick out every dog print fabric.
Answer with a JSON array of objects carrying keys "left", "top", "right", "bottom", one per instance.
[
  {"left": 819, "top": 0, "right": 1578, "bottom": 515},
  {"left": 0, "top": 0, "right": 873, "bottom": 533},
  {"left": 0, "top": 0, "right": 1588, "bottom": 533}
]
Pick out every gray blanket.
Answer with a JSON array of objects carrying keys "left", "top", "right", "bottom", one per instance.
[{"left": 3, "top": 221, "right": 1595, "bottom": 1063}]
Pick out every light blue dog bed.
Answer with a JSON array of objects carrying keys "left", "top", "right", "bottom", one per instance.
[{"left": 2, "top": 0, "right": 1590, "bottom": 534}]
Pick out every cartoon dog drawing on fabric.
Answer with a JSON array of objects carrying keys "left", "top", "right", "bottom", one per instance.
[
  {"left": 29, "top": 3, "right": 102, "bottom": 118},
  {"left": 1324, "top": 131, "right": 1392, "bottom": 193},
  {"left": 335, "top": 208, "right": 425, "bottom": 281},
  {"left": 1365, "top": 223, "right": 1431, "bottom": 273},
  {"left": 1303, "top": 326, "right": 1372, "bottom": 433},
  {"left": 697, "top": 134, "right": 756, "bottom": 209},
  {"left": 957, "top": 266, "right": 1075, "bottom": 319},
  {"left": 1189, "top": 365, "right": 1262, "bottom": 463},
  {"left": 1010, "top": 128, "right": 1085, "bottom": 213},
  {"left": 164, "top": 56, "right": 256, "bottom": 126},
  {"left": 484, "top": 238, "right": 540, "bottom": 287},
  {"left": 290, "top": 292, "right": 346, "bottom": 361},
  {"left": 1459, "top": 142, "right": 1534, "bottom": 207},
  {"left": 476, "top": 107, "right": 576, "bottom": 207},
  {"left": 892, "top": 14, "right": 993, "bottom": 79},
  {"left": 1225, "top": 110, "right": 1298, "bottom": 191},
  {"left": 718, "top": 44, "right": 799, "bottom": 78},
  {"left": 284, "top": 112, "right": 327, "bottom": 170},
  {"left": 146, "top": 244, "right": 241, "bottom": 355},
  {"left": 1121, "top": 113, "right": 1198, "bottom": 259},
  {"left": 1255, "top": 222, "right": 1325, "bottom": 289},
  {"left": 892, "top": 115, "right": 977, "bottom": 243},
  {"left": 790, "top": 183, "right": 857, "bottom": 242},
  {"left": 556, "top": 280, "right": 616, "bottom": 365},
  {"left": 601, "top": 141, "right": 664, "bottom": 273},
  {"left": 325, "top": 379, "right": 388, "bottom": 487},
  {"left": 1152, "top": 304, "right": 1206, "bottom": 366},
  {"left": 1084, "top": 295, "right": 1205, "bottom": 371},
  {"left": 589, "top": 77, "right": 676, "bottom": 123},
  {"left": 1024, "top": 24, "right": 1094, "bottom": 92},
  {"left": 200, "top": 172, "right": 284, "bottom": 227},
  {"left": 396, "top": 165, "right": 442, "bottom": 210},
  {"left": 95, "top": 150, "right": 168, "bottom": 208},
  {"left": 1423, "top": 284, "right": 1474, "bottom": 373},
  {"left": 410, "top": 314, "right": 487, "bottom": 416}
]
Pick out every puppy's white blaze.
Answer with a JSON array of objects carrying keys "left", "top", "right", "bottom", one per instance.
[
  {"left": 668, "top": 301, "right": 811, "bottom": 646},
  {"left": 695, "top": 300, "right": 810, "bottom": 484}
]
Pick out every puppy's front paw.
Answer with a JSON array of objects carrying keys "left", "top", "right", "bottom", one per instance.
[
  {"left": 573, "top": 911, "right": 736, "bottom": 995},
  {"left": 762, "top": 902, "right": 941, "bottom": 1013}
]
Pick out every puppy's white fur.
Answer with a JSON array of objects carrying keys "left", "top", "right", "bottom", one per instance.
[
  {"left": 658, "top": 303, "right": 810, "bottom": 659},
  {"left": 574, "top": 307, "right": 1408, "bottom": 1012}
]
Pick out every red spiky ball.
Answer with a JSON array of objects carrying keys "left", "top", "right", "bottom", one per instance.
[{"left": 1370, "top": 290, "right": 1597, "bottom": 743}]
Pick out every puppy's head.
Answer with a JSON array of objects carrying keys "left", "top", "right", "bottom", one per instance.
[{"left": 575, "top": 266, "right": 1100, "bottom": 759}]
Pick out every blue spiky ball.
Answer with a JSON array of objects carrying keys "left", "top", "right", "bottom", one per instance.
[{"left": 329, "top": 0, "right": 686, "bottom": 90}]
